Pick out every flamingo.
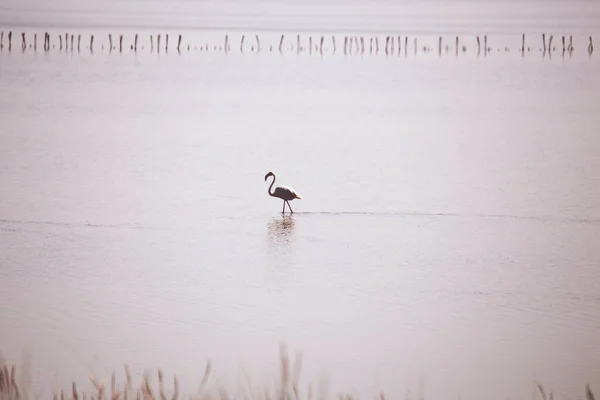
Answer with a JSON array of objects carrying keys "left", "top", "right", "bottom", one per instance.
[{"left": 265, "top": 171, "right": 302, "bottom": 214}]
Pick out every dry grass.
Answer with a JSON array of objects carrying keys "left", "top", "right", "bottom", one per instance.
[
  {"left": 1, "top": 348, "right": 597, "bottom": 400},
  {"left": 535, "top": 382, "right": 596, "bottom": 400},
  {"left": 0, "top": 345, "right": 314, "bottom": 400},
  {"left": 0, "top": 364, "right": 21, "bottom": 400}
]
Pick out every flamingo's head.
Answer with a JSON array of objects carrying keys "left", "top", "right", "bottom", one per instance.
[{"left": 264, "top": 171, "right": 274, "bottom": 181}]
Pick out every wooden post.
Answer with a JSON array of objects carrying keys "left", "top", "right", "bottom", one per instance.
[
  {"left": 8, "top": 31, "right": 12, "bottom": 51},
  {"left": 360, "top": 37, "right": 365, "bottom": 53},
  {"left": 319, "top": 36, "right": 324, "bottom": 53},
  {"left": 589, "top": 36, "right": 594, "bottom": 54},
  {"left": 90, "top": 35, "right": 94, "bottom": 52},
  {"left": 119, "top": 34, "right": 123, "bottom": 52},
  {"left": 398, "top": 36, "right": 401, "bottom": 53},
  {"left": 70, "top": 35, "right": 74, "bottom": 51},
  {"left": 34, "top": 33, "right": 37, "bottom": 51},
  {"left": 240, "top": 35, "right": 244, "bottom": 52},
  {"left": 438, "top": 36, "right": 442, "bottom": 55},
  {"left": 309, "top": 36, "right": 312, "bottom": 54},
  {"left": 165, "top": 34, "right": 169, "bottom": 51},
  {"left": 157, "top": 34, "right": 161, "bottom": 52},
  {"left": 521, "top": 34, "right": 525, "bottom": 55},
  {"left": 404, "top": 37, "right": 408, "bottom": 54},
  {"left": 455, "top": 36, "right": 459, "bottom": 56},
  {"left": 0, "top": 31, "right": 3, "bottom": 49},
  {"left": 385, "top": 36, "right": 390, "bottom": 54},
  {"left": 109, "top": 34, "right": 113, "bottom": 51},
  {"left": 255, "top": 34, "right": 260, "bottom": 52},
  {"left": 21, "top": 32, "right": 26, "bottom": 51},
  {"left": 542, "top": 33, "right": 546, "bottom": 54},
  {"left": 568, "top": 35, "right": 573, "bottom": 52},
  {"left": 224, "top": 34, "right": 228, "bottom": 52},
  {"left": 177, "top": 34, "right": 181, "bottom": 52},
  {"left": 476, "top": 36, "right": 480, "bottom": 53},
  {"left": 59, "top": 34, "right": 63, "bottom": 50},
  {"left": 332, "top": 36, "right": 336, "bottom": 53},
  {"left": 413, "top": 37, "right": 417, "bottom": 55},
  {"left": 65, "top": 33, "right": 68, "bottom": 50},
  {"left": 375, "top": 36, "right": 379, "bottom": 52},
  {"left": 150, "top": 35, "right": 154, "bottom": 51},
  {"left": 135, "top": 34, "right": 138, "bottom": 51},
  {"left": 279, "top": 34, "right": 284, "bottom": 53},
  {"left": 548, "top": 35, "right": 553, "bottom": 53},
  {"left": 344, "top": 36, "right": 348, "bottom": 54},
  {"left": 562, "top": 36, "right": 565, "bottom": 53}
]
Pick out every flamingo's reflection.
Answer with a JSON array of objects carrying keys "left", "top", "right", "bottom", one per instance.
[{"left": 267, "top": 215, "right": 295, "bottom": 245}]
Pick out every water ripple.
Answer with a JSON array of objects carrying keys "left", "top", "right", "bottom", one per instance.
[
  {"left": 0, "top": 218, "right": 165, "bottom": 230},
  {"left": 293, "top": 211, "right": 600, "bottom": 225}
]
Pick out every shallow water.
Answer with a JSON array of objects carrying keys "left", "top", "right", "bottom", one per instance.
[{"left": 1, "top": 1, "right": 600, "bottom": 399}]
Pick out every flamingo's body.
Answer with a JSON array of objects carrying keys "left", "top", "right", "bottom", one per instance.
[{"left": 265, "top": 171, "right": 301, "bottom": 213}]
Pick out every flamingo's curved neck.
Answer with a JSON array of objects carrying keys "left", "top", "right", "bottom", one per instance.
[{"left": 268, "top": 175, "right": 276, "bottom": 196}]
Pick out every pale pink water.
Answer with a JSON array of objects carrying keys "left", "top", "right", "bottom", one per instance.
[{"left": 1, "top": 1, "right": 600, "bottom": 399}]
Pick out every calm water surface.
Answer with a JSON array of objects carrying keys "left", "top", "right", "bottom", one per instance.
[{"left": 1, "top": 1, "right": 600, "bottom": 399}]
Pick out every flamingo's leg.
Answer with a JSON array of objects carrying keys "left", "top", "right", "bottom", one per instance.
[
  {"left": 282, "top": 200, "right": 286, "bottom": 214},
  {"left": 287, "top": 200, "right": 293, "bottom": 213}
]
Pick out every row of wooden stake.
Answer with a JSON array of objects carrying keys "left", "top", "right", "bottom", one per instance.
[{"left": 0, "top": 31, "right": 595, "bottom": 55}]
